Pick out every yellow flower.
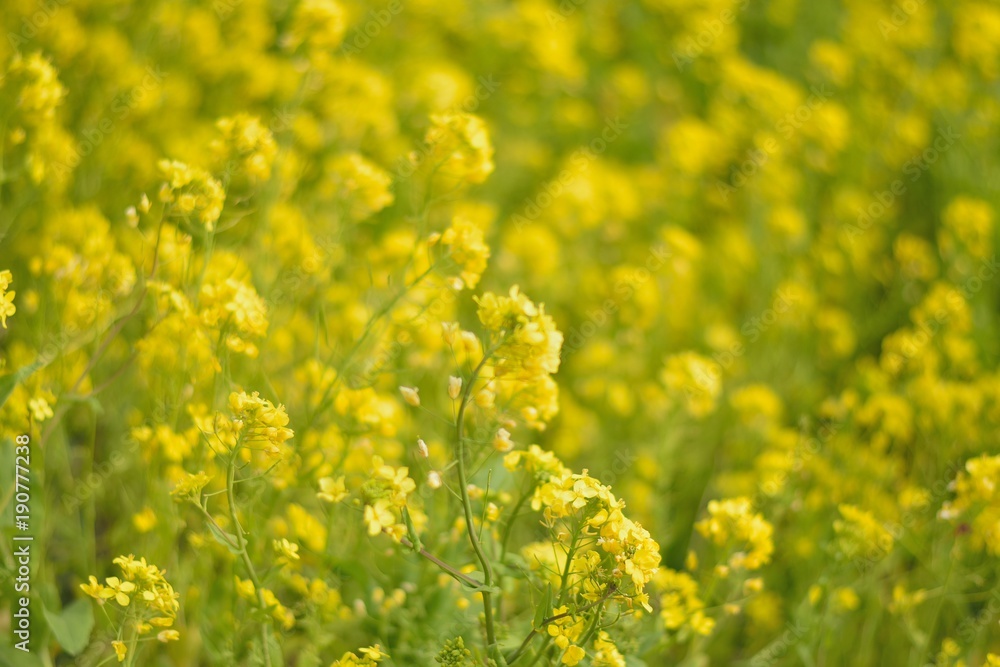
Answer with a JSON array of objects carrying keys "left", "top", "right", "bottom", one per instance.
[
  {"left": 104, "top": 577, "right": 136, "bottom": 606},
  {"left": 157, "top": 629, "right": 181, "bottom": 643},
  {"left": 288, "top": 0, "right": 346, "bottom": 51},
  {"left": 592, "top": 632, "right": 626, "bottom": 667},
  {"left": 493, "top": 427, "right": 514, "bottom": 452},
  {"left": 157, "top": 160, "right": 226, "bottom": 231},
  {"left": 132, "top": 507, "right": 158, "bottom": 533},
  {"left": 79, "top": 576, "right": 106, "bottom": 600},
  {"left": 112, "top": 640, "right": 127, "bottom": 662},
  {"left": 212, "top": 114, "right": 277, "bottom": 181},
  {"left": 562, "top": 645, "right": 586, "bottom": 665},
  {"left": 661, "top": 352, "right": 722, "bottom": 418},
  {"left": 0, "top": 269, "right": 15, "bottom": 328},
  {"left": 438, "top": 215, "right": 491, "bottom": 289},
  {"left": 318, "top": 476, "right": 348, "bottom": 503},
  {"left": 448, "top": 376, "right": 463, "bottom": 399},
  {"left": 27, "top": 397, "right": 53, "bottom": 421},
  {"left": 399, "top": 386, "right": 421, "bottom": 407},
  {"left": 424, "top": 112, "right": 495, "bottom": 185},
  {"left": 326, "top": 153, "right": 394, "bottom": 221},
  {"left": 364, "top": 499, "right": 396, "bottom": 536},
  {"left": 358, "top": 645, "right": 388, "bottom": 660},
  {"left": 273, "top": 538, "right": 301, "bottom": 566},
  {"left": 696, "top": 497, "right": 774, "bottom": 570},
  {"left": 833, "top": 587, "right": 860, "bottom": 612},
  {"left": 171, "top": 471, "right": 213, "bottom": 503}
]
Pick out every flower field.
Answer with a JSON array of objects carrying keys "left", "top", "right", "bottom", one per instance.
[{"left": 1, "top": 0, "right": 1000, "bottom": 665}]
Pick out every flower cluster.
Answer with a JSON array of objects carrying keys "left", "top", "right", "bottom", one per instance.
[
  {"left": 661, "top": 352, "right": 722, "bottom": 418},
  {"left": 326, "top": 153, "right": 395, "bottom": 221},
  {"left": 695, "top": 497, "right": 774, "bottom": 571},
  {"left": 0, "top": 270, "right": 15, "bottom": 328},
  {"left": 423, "top": 112, "right": 495, "bottom": 185},
  {"left": 434, "top": 215, "right": 491, "bottom": 290},
  {"left": 212, "top": 113, "right": 278, "bottom": 182},
  {"left": 506, "top": 445, "right": 661, "bottom": 611},
  {"left": 940, "top": 454, "right": 1000, "bottom": 555},
  {"left": 80, "top": 555, "right": 180, "bottom": 661},
  {"left": 833, "top": 504, "right": 895, "bottom": 561},
  {"left": 6, "top": 0, "right": 1000, "bottom": 663},
  {"left": 476, "top": 286, "right": 562, "bottom": 379},
  {"left": 328, "top": 645, "right": 388, "bottom": 667},
  {"left": 358, "top": 456, "right": 419, "bottom": 540},
  {"left": 657, "top": 568, "right": 714, "bottom": 637},
  {"left": 157, "top": 160, "right": 226, "bottom": 231}
]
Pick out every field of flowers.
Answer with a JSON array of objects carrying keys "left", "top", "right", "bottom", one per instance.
[{"left": 2, "top": 0, "right": 1000, "bottom": 665}]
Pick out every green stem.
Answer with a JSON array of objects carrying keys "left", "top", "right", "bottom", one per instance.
[
  {"left": 398, "top": 535, "right": 484, "bottom": 588},
  {"left": 523, "top": 636, "right": 552, "bottom": 667},
  {"left": 227, "top": 449, "right": 273, "bottom": 667},
  {"left": 455, "top": 351, "right": 499, "bottom": 652},
  {"left": 124, "top": 621, "right": 139, "bottom": 667},
  {"left": 304, "top": 262, "right": 438, "bottom": 431},
  {"left": 506, "top": 585, "right": 616, "bottom": 664},
  {"left": 499, "top": 489, "right": 531, "bottom": 565}
]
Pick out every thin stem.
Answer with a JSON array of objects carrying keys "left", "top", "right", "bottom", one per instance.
[
  {"left": 524, "top": 636, "right": 552, "bottom": 667},
  {"left": 455, "top": 350, "right": 499, "bottom": 652},
  {"left": 226, "top": 450, "right": 273, "bottom": 667},
  {"left": 398, "top": 535, "right": 484, "bottom": 588},
  {"left": 124, "top": 621, "right": 139, "bottom": 667},
  {"left": 499, "top": 489, "right": 531, "bottom": 565},
  {"left": 304, "top": 262, "right": 438, "bottom": 431},
  {"left": 506, "top": 585, "right": 617, "bottom": 664}
]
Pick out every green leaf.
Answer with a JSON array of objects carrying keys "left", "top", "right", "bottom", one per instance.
[
  {"left": 488, "top": 643, "right": 509, "bottom": 666},
  {"left": 0, "top": 645, "right": 44, "bottom": 667},
  {"left": 533, "top": 584, "right": 551, "bottom": 628},
  {"left": 0, "top": 360, "right": 42, "bottom": 410},
  {"left": 42, "top": 598, "right": 94, "bottom": 656},
  {"left": 459, "top": 573, "right": 500, "bottom": 596},
  {"left": 206, "top": 521, "right": 242, "bottom": 555}
]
